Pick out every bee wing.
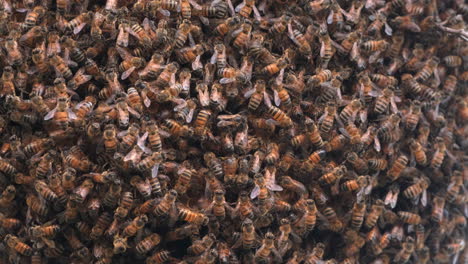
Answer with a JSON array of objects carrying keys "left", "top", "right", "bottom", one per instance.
[
  {"left": 356, "top": 188, "right": 366, "bottom": 203},
  {"left": 250, "top": 185, "right": 260, "bottom": 199},
  {"left": 127, "top": 106, "right": 141, "bottom": 118},
  {"left": 374, "top": 137, "right": 381, "bottom": 152},
  {"left": 173, "top": 99, "right": 187, "bottom": 111},
  {"left": 141, "top": 91, "right": 151, "bottom": 107},
  {"left": 158, "top": 8, "right": 171, "bottom": 16},
  {"left": 116, "top": 26, "right": 129, "bottom": 47},
  {"left": 210, "top": 50, "right": 218, "bottom": 64},
  {"left": 267, "top": 182, "right": 283, "bottom": 192},
  {"left": 327, "top": 10, "right": 334, "bottom": 24},
  {"left": 121, "top": 66, "right": 136, "bottom": 80},
  {"left": 124, "top": 148, "right": 140, "bottom": 162},
  {"left": 44, "top": 107, "right": 57, "bottom": 120},
  {"left": 384, "top": 22, "right": 393, "bottom": 36},
  {"left": 73, "top": 22, "right": 87, "bottom": 35},
  {"left": 273, "top": 89, "right": 281, "bottom": 106},
  {"left": 151, "top": 164, "right": 159, "bottom": 179},
  {"left": 390, "top": 97, "right": 399, "bottom": 114},
  {"left": 359, "top": 109, "right": 368, "bottom": 123},
  {"left": 220, "top": 78, "right": 235, "bottom": 84},
  {"left": 318, "top": 110, "right": 328, "bottom": 123},
  {"left": 263, "top": 92, "right": 272, "bottom": 107},
  {"left": 320, "top": 41, "right": 326, "bottom": 58},
  {"left": 421, "top": 189, "right": 427, "bottom": 207},
  {"left": 252, "top": 5, "right": 262, "bottom": 21},
  {"left": 235, "top": 1, "right": 245, "bottom": 12},
  {"left": 230, "top": 27, "right": 243, "bottom": 38},
  {"left": 67, "top": 109, "right": 77, "bottom": 120},
  {"left": 186, "top": 109, "right": 194, "bottom": 123},
  {"left": 191, "top": 55, "right": 202, "bottom": 70}
]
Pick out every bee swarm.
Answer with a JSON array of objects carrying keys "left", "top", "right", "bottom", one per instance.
[{"left": 0, "top": 0, "right": 466, "bottom": 263}]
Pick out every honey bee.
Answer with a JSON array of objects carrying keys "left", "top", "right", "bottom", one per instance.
[
  {"left": 398, "top": 211, "right": 421, "bottom": 224},
  {"left": 154, "top": 62, "right": 178, "bottom": 88},
  {"left": 123, "top": 214, "right": 148, "bottom": 237},
  {"left": 318, "top": 26, "right": 333, "bottom": 68},
  {"left": 179, "top": 208, "right": 209, "bottom": 226},
  {"left": 281, "top": 176, "right": 307, "bottom": 196},
  {"left": 232, "top": 22, "right": 252, "bottom": 51},
  {"left": 443, "top": 55, "right": 463, "bottom": 68},
  {"left": 367, "top": 12, "right": 392, "bottom": 36},
  {"left": 0, "top": 158, "right": 17, "bottom": 176},
  {"left": 130, "top": 176, "right": 152, "bottom": 199},
  {"left": 34, "top": 180, "right": 58, "bottom": 202},
  {"left": 403, "top": 100, "right": 422, "bottom": 131},
  {"left": 153, "top": 189, "right": 177, "bottom": 217},
  {"left": 70, "top": 178, "right": 94, "bottom": 204},
  {"left": 102, "top": 124, "right": 118, "bottom": 154},
  {"left": 188, "top": 233, "right": 216, "bottom": 256},
  {"left": 232, "top": 218, "right": 259, "bottom": 250},
  {"left": 4, "top": 36, "right": 23, "bottom": 67},
  {"left": 0, "top": 185, "right": 16, "bottom": 208},
  {"left": 319, "top": 165, "right": 347, "bottom": 185},
  {"left": 360, "top": 39, "right": 389, "bottom": 53},
  {"left": 415, "top": 57, "right": 440, "bottom": 82},
  {"left": 377, "top": 114, "right": 400, "bottom": 143},
  {"left": 403, "top": 177, "right": 429, "bottom": 206},
  {"left": 339, "top": 99, "right": 362, "bottom": 124},
  {"left": 431, "top": 196, "right": 445, "bottom": 223},
  {"left": 364, "top": 199, "right": 384, "bottom": 229},
  {"left": 26, "top": 194, "right": 49, "bottom": 216},
  {"left": 409, "top": 139, "right": 427, "bottom": 166},
  {"left": 136, "top": 233, "right": 161, "bottom": 255},
  {"left": 5, "top": 234, "right": 33, "bottom": 256},
  {"left": 176, "top": 44, "right": 204, "bottom": 70},
  {"left": 146, "top": 250, "right": 172, "bottom": 264},
  {"left": 430, "top": 137, "right": 447, "bottom": 169},
  {"left": 394, "top": 237, "right": 415, "bottom": 263}
]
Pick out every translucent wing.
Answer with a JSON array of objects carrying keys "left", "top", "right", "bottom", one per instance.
[
  {"left": 273, "top": 89, "right": 281, "bottom": 106},
  {"left": 327, "top": 11, "right": 334, "bottom": 24},
  {"left": 186, "top": 109, "right": 194, "bottom": 123},
  {"left": 151, "top": 164, "right": 159, "bottom": 179},
  {"left": 235, "top": 1, "right": 245, "bottom": 12},
  {"left": 127, "top": 106, "right": 141, "bottom": 118},
  {"left": 250, "top": 185, "right": 260, "bottom": 199},
  {"left": 67, "top": 109, "right": 77, "bottom": 120},
  {"left": 122, "top": 66, "right": 136, "bottom": 80},
  {"left": 73, "top": 23, "right": 87, "bottom": 35},
  {"left": 384, "top": 23, "right": 393, "bottom": 36},
  {"left": 192, "top": 55, "right": 202, "bottom": 70},
  {"left": 374, "top": 137, "right": 381, "bottom": 152},
  {"left": 44, "top": 108, "right": 57, "bottom": 120},
  {"left": 220, "top": 77, "right": 235, "bottom": 84},
  {"left": 421, "top": 189, "right": 427, "bottom": 207}
]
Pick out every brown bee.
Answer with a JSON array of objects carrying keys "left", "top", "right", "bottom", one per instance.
[
  {"left": 409, "top": 140, "right": 427, "bottom": 168},
  {"left": 430, "top": 137, "right": 447, "bottom": 169},
  {"left": 26, "top": 194, "right": 48, "bottom": 216},
  {"left": 398, "top": 211, "right": 421, "bottom": 224},
  {"left": 70, "top": 178, "right": 94, "bottom": 204},
  {"left": 123, "top": 214, "right": 148, "bottom": 237},
  {"left": 153, "top": 189, "right": 177, "bottom": 217},
  {"left": 431, "top": 196, "right": 445, "bottom": 223},
  {"left": 136, "top": 233, "right": 161, "bottom": 255},
  {"left": 319, "top": 165, "right": 347, "bottom": 185},
  {"left": 5, "top": 234, "right": 33, "bottom": 256},
  {"left": 403, "top": 177, "right": 430, "bottom": 205},
  {"left": 364, "top": 199, "right": 385, "bottom": 229},
  {"left": 415, "top": 57, "right": 440, "bottom": 82},
  {"left": 0, "top": 185, "right": 16, "bottom": 208},
  {"left": 395, "top": 237, "right": 415, "bottom": 263},
  {"left": 179, "top": 208, "right": 209, "bottom": 226},
  {"left": 34, "top": 180, "right": 58, "bottom": 202}
]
